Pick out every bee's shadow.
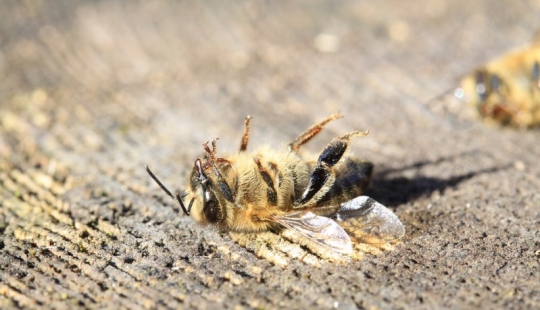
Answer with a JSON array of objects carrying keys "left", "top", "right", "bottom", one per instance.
[{"left": 365, "top": 151, "right": 509, "bottom": 208}]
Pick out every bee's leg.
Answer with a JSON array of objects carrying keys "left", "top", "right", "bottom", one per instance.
[
  {"left": 288, "top": 113, "right": 342, "bottom": 152},
  {"left": 202, "top": 139, "right": 220, "bottom": 169},
  {"left": 296, "top": 130, "right": 368, "bottom": 206},
  {"left": 239, "top": 115, "right": 252, "bottom": 152},
  {"left": 254, "top": 158, "right": 278, "bottom": 206}
]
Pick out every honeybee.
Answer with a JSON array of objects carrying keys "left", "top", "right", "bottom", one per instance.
[
  {"left": 455, "top": 33, "right": 540, "bottom": 127},
  {"left": 146, "top": 114, "right": 405, "bottom": 254}
]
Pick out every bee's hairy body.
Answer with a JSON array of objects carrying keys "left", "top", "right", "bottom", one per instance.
[
  {"left": 187, "top": 146, "right": 372, "bottom": 233},
  {"left": 144, "top": 113, "right": 391, "bottom": 254}
]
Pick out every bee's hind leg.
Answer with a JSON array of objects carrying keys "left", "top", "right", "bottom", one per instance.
[
  {"left": 288, "top": 113, "right": 342, "bottom": 152},
  {"left": 295, "top": 130, "right": 369, "bottom": 207}
]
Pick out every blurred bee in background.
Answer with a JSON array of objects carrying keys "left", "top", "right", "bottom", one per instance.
[
  {"left": 146, "top": 114, "right": 404, "bottom": 255},
  {"left": 455, "top": 33, "right": 540, "bottom": 128}
]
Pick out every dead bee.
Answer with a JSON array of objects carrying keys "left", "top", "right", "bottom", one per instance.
[
  {"left": 146, "top": 114, "right": 404, "bottom": 254},
  {"left": 455, "top": 33, "right": 540, "bottom": 127}
]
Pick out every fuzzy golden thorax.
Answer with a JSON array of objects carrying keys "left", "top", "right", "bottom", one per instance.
[{"left": 184, "top": 146, "right": 313, "bottom": 232}]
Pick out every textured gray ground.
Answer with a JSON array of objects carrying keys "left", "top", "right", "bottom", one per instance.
[{"left": 1, "top": 1, "right": 539, "bottom": 309}]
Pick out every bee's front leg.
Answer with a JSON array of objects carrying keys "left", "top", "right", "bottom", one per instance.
[{"left": 295, "top": 130, "right": 368, "bottom": 207}]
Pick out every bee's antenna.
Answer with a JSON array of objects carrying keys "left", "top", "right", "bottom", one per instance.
[
  {"left": 145, "top": 165, "right": 190, "bottom": 216},
  {"left": 145, "top": 165, "right": 173, "bottom": 198}
]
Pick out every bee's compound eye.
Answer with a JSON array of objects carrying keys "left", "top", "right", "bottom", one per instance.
[{"left": 203, "top": 197, "right": 221, "bottom": 223}]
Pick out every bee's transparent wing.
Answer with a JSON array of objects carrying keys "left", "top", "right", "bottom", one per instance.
[
  {"left": 273, "top": 211, "right": 352, "bottom": 254},
  {"left": 336, "top": 196, "right": 405, "bottom": 245}
]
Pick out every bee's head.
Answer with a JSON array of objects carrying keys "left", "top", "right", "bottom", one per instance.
[{"left": 184, "top": 140, "right": 235, "bottom": 227}]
